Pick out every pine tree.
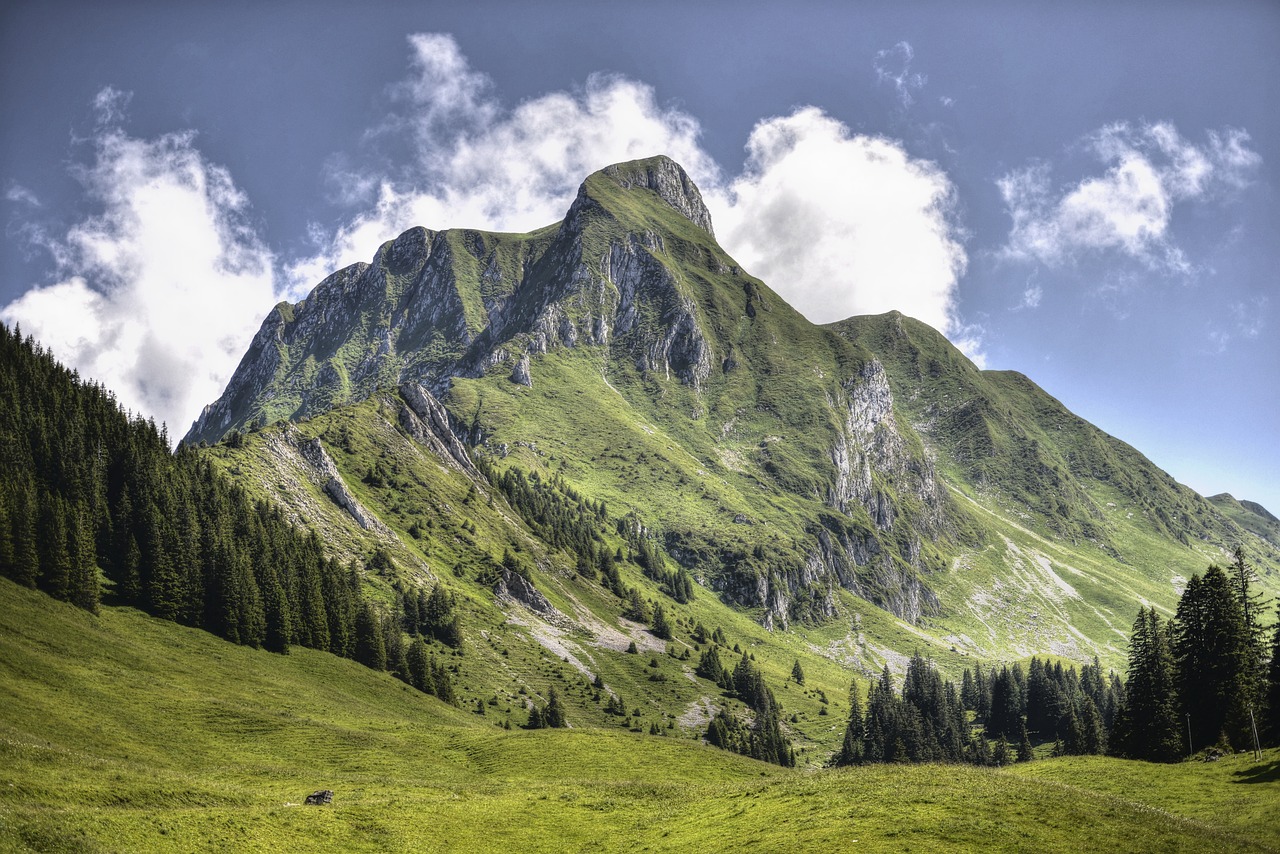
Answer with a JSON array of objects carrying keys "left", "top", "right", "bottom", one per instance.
[
  {"left": 791, "top": 659, "right": 806, "bottom": 686},
  {"left": 1173, "top": 565, "right": 1252, "bottom": 749},
  {"left": 651, "top": 604, "right": 672, "bottom": 640},
  {"left": 960, "top": 668, "right": 976, "bottom": 712},
  {"left": 354, "top": 602, "right": 387, "bottom": 671},
  {"left": 407, "top": 636, "right": 431, "bottom": 693},
  {"left": 831, "top": 680, "right": 865, "bottom": 767},
  {"left": 545, "top": 686, "right": 567, "bottom": 728},
  {"left": 993, "top": 736, "right": 1011, "bottom": 766},
  {"left": 1229, "top": 548, "right": 1270, "bottom": 726},
  {"left": 1113, "top": 607, "right": 1181, "bottom": 761},
  {"left": 1267, "top": 604, "right": 1280, "bottom": 746},
  {"left": 986, "top": 666, "right": 1022, "bottom": 741},
  {"left": 1017, "top": 721, "right": 1034, "bottom": 762}
]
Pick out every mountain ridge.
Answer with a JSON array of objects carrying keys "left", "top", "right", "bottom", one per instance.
[{"left": 186, "top": 155, "right": 1278, "bottom": 662}]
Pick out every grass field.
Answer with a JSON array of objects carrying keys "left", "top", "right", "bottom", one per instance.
[{"left": 2, "top": 580, "right": 1276, "bottom": 853}]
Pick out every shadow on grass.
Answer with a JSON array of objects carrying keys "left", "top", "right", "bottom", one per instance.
[{"left": 1230, "top": 759, "right": 1280, "bottom": 784}]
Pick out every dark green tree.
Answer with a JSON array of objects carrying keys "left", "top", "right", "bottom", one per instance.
[
  {"left": 1172, "top": 565, "right": 1252, "bottom": 749},
  {"left": 1113, "top": 607, "right": 1181, "bottom": 761},
  {"left": 354, "top": 602, "right": 387, "bottom": 671},
  {"left": 831, "top": 680, "right": 865, "bottom": 767},
  {"left": 545, "top": 686, "right": 567, "bottom": 728}
]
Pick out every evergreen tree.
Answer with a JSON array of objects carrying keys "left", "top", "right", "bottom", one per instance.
[
  {"left": 545, "top": 686, "right": 567, "bottom": 728},
  {"left": 651, "top": 603, "right": 672, "bottom": 640},
  {"left": 960, "top": 668, "right": 976, "bottom": 712},
  {"left": 993, "top": 736, "right": 1011, "bottom": 766},
  {"left": 1229, "top": 548, "right": 1270, "bottom": 726},
  {"left": 1113, "top": 607, "right": 1180, "bottom": 761},
  {"left": 354, "top": 602, "right": 387, "bottom": 671},
  {"left": 1017, "top": 721, "right": 1034, "bottom": 762},
  {"left": 831, "top": 680, "right": 865, "bottom": 767},
  {"left": 1266, "top": 605, "right": 1280, "bottom": 746},
  {"left": 986, "top": 666, "right": 1022, "bottom": 741},
  {"left": 791, "top": 659, "right": 806, "bottom": 686},
  {"left": 1173, "top": 565, "right": 1252, "bottom": 749},
  {"left": 407, "top": 636, "right": 432, "bottom": 693}
]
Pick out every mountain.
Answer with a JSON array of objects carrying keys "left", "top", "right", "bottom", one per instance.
[
  {"left": 1209, "top": 493, "right": 1280, "bottom": 549},
  {"left": 186, "top": 155, "right": 1279, "bottom": 668}
]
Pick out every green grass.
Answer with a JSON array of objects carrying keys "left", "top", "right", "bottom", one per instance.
[{"left": 2, "top": 579, "right": 1278, "bottom": 852}]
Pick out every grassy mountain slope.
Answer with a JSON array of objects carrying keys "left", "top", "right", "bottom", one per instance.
[
  {"left": 186, "top": 157, "right": 1277, "bottom": 697},
  {"left": 1210, "top": 493, "right": 1280, "bottom": 549},
  {"left": 3, "top": 578, "right": 1276, "bottom": 853}
]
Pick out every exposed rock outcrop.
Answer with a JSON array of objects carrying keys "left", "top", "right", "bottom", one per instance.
[
  {"left": 397, "top": 382, "right": 477, "bottom": 475},
  {"left": 290, "top": 430, "right": 392, "bottom": 536}
]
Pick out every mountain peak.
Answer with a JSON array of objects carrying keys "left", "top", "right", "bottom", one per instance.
[{"left": 592, "top": 155, "right": 716, "bottom": 237}]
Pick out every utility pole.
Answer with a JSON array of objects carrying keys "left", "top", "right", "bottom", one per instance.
[{"left": 1186, "top": 713, "right": 1193, "bottom": 760}]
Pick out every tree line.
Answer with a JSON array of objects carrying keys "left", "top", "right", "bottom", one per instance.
[
  {"left": 0, "top": 324, "right": 453, "bottom": 702},
  {"left": 1112, "top": 549, "right": 1279, "bottom": 760}
]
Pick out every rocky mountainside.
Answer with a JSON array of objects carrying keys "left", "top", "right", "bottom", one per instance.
[{"left": 189, "top": 155, "right": 1278, "bottom": 667}]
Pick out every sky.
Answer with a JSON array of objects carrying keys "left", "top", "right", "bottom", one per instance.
[{"left": 2, "top": 0, "right": 1277, "bottom": 513}]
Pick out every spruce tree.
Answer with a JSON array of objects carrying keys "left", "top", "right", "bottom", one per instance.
[
  {"left": 651, "top": 604, "right": 672, "bottom": 640},
  {"left": 407, "top": 636, "right": 431, "bottom": 693},
  {"left": 1173, "top": 566, "right": 1252, "bottom": 749},
  {"left": 545, "top": 686, "right": 567, "bottom": 728},
  {"left": 832, "top": 680, "right": 865, "bottom": 767},
  {"left": 354, "top": 602, "right": 387, "bottom": 671},
  {"left": 1017, "top": 721, "right": 1034, "bottom": 762},
  {"left": 1114, "top": 607, "right": 1181, "bottom": 761}
]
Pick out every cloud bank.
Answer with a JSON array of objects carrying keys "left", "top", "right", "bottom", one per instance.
[
  {"left": 998, "top": 121, "right": 1260, "bottom": 271},
  {"left": 302, "top": 34, "right": 967, "bottom": 332},
  {"left": 5, "top": 33, "right": 971, "bottom": 439},
  {"left": 1, "top": 104, "right": 277, "bottom": 437}
]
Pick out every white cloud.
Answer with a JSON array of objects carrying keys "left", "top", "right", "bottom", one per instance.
[
  {"left": 710, "top": 107, "right": 966, "bottom": 332},
  {"left": 874, "top": 41, "right": 926, "bottom": 109},
  {"left": 291, "top": 34, "right": 720, "bottom": 294},
  {"left": 1, "top": 101, "right": 278, "bottom": 439},
  {"left": 297, "top": 35, "right": 967, "bottom": 338},
  {"left": 6, "top": 184, "right": 41, "bottom": 207},
  {"left": 5, "top": 35, "right": 976, "bottom": 439},
  {"left": 998, "top": 121, "right": 1260, "bottom": 270}
]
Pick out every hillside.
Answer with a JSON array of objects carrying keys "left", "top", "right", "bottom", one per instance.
[
  {"left": 3, "top": 578, "right": 1276, "bottom": 853},
  {"left": 1210, "top": 493, "right": 1280, "bottom": 549},
  {"left": 186, "top": 155, "right": 1278, "bottom": 679}
]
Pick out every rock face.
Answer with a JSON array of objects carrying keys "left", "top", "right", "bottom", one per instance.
[
  {"left": 494, "top": 569, "right": 558, "bottom": 619},
  {"left": 184, "top": 155, "right": 723, "bottom": 447},
  {"left": 286, "top": 428, "right": 392, "bottom": 537},
  {"left": 599, "top": 157, "right": 716, "bottom": 237},
  {"left": 398, "top": 382, "right": 477, "bottom": 475}
]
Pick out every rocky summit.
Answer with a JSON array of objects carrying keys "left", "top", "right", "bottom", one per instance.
[{"left": 188, "top": 155, "right": 1278, "bottom": 660}]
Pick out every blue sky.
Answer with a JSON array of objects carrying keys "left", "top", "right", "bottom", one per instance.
[{"left": 2, "top": 0, "right": 1277, "bottom": 513}]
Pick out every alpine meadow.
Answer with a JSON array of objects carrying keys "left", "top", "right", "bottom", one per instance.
[{"left": 2, "top": 153, "right": 1279, "bottom": 852}]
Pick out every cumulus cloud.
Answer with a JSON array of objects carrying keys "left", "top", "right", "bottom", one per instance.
[
  {"left": 998, "top": 121, "right": 1260, "bottom": 271},
  {"left": 711, "top": 107, "right": 966, "bottom": 332},
  {"left": 1, "top": 99, "right": 278, "bottom": 438},
  {"left": 5, "top": 34, "right": 976, "bottom": 439},
  {"left": 874, "top": 41, "right": 926, "bottom": 109},
  {"left": 303, "top": 34, "right": 967, "bottom": 336},
  {"left": 289, "top": 33, "right": 720, "bottom": 293}
]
